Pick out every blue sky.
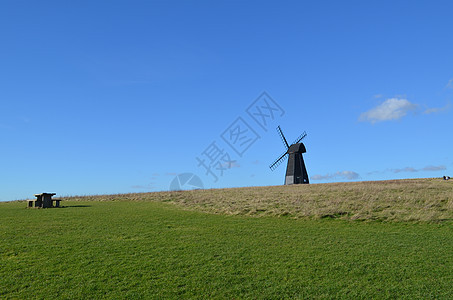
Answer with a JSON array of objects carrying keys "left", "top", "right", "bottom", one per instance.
[{"left": 1, "top": 0, "right": 452, "bottom": 201}]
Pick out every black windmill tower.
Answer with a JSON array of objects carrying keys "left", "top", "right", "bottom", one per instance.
[{"left": 269, "top": 126, "right": 309, "bottom": 185}]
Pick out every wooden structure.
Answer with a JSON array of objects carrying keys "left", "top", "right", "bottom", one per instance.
[{"left": 27, "top": 193, "right": 61, "bottom": 208}]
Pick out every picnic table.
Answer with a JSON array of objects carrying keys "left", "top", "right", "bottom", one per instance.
[{"left": 27, "top": 193, "right": 61, "bottom": 208}]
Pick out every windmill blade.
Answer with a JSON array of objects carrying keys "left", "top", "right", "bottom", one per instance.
[
  {"left": 269, "top": 151, "right": 288, "bottom": 171},
  {"left": 292, "top": 131, "right": 307, "bottom": 144},
  {"left": 276, "top": 126, "right": 290, "bottom": 149}
]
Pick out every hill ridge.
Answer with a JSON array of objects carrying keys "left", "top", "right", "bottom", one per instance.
[{"left": 61, "top": 178, "right": 453, "bottom": 222}]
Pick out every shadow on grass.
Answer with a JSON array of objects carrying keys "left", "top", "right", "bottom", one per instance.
[{"left": 61, "top": 205, "right": 92, "bottom": 208}]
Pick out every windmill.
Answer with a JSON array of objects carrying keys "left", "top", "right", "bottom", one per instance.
[{"left": 269, "top": 126, "right": 309, "bottom": 185}]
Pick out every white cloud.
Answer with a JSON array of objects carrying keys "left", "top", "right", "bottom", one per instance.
[
  {"left": 311, "top": 171, "right": 360, "bottom": 181},
  {"left": 220, "top": 161, "right": 240, "bottom": 168},
  {"left": 359, "top": 98, "right": 417, "bottom": 124},
  {"left": 423, "top": 103, "right": 450, "bottom": 114},
  {"left": 337, "top": 171, "right": 360, "bottom": 180},
  {"left": 422, "top": 165, "right": 446, "bottom": 171},
  {"left": 389, "top": 165, "right": 446, "bottom": 174},
  {"left": 310, "top": 174, "right": 326, "bottom": 180},
  {"left": 446, "top": 79, "right": 453, "bottom": 89},
  {"left": 392, "top": 167, "right": 418, "bottom": 173}
]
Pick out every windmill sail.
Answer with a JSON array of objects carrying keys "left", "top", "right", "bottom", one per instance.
[
  {"left": 269, "top": 151, "right": 288, "bottom": 170},
  {"left": 292, "top": 131, "right": 307, "bottom": 145},
  {"left": 276, "top": 126, "right": 290, "bottom": 149}
]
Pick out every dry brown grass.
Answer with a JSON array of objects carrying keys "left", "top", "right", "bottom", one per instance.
[{"left": 62, "top": 178, "right": 453, "bottom": 222}]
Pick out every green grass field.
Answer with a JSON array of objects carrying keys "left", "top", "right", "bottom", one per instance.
[{"left": 1, "top": 179, "right": 453, "bottom": 298}]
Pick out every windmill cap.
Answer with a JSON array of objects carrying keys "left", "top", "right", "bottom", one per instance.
[{"left": 288, "top": 143, "right": 306, "bottom": 153}]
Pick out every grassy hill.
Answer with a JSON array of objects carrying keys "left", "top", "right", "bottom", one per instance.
[
  {"left": 1, "top": 178, "right": 452, "bottom": 298},
  {"left": 63, "top": 178, "right": 453, "bottom": 222}
]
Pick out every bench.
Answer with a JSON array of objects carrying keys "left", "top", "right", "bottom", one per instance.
[{"left": 27, "top": 199, "right": 40, "bottom": 208}]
